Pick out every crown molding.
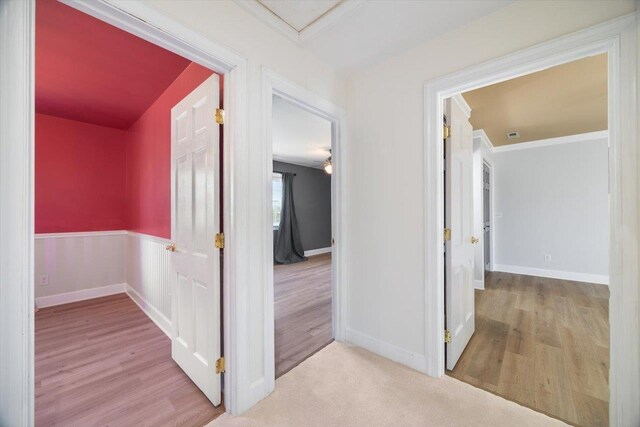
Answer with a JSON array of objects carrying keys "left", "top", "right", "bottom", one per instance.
[
  {"left": 492, "top": 130, "right": 608, "bottom": 153},
  {"left": 452, "top": 94, "right": 471, "bottom": 119},
  {"left": 472, "top": 129, "right": 494, "bottom": 150}
]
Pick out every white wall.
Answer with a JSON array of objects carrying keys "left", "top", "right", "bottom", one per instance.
[
  {"left": 34, "top": 230, "right": 172, "bottom": 330},
  {"left": 492, "top": 137, "right": 609, "bottom": 284},
  {"left": 34, "top": 232, "right": 126, "bottom": 304},
  {"left": 345, "top": 1, "right": 633, "bottom": 370}
]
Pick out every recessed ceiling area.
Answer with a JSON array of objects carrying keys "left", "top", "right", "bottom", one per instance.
[
  {"left": 272, "top": 96, "right": 331, "bottom": 169},
  {"left": 462, "top": 53, "right": 608, "bottom": 147},
  {"left": 36, "top": 0, "right": 193, "bottom": 129},
  {"left": 258, "top": 0, "right": 342, "bottom": 32},
  {"left": 240, "top": 0, "right": 512, "bottom": 72}
]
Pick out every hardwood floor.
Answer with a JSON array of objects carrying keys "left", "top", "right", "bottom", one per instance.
[
  {"left": 35, "top": 294, "right": 224, "bottom": 427},
  {"left": 448, "top": 272, "right": 609, "bottom": 427},
  {"left": 275, "top": 253, "right": 333, "bottom": 378}
]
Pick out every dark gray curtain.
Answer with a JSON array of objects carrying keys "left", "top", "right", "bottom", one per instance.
[{"left": 275, "top": 173, "right": 307, "bottom": 264}]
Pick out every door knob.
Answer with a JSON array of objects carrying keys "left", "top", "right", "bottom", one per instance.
[
  {"left": 166, "top": 243, "right": 177, "bottom": 252},
  {"left": 470, "top": 236, "right": 479, "bottom": 244}
]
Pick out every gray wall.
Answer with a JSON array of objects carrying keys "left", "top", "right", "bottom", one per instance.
[{"left": 273, "top": 161, "right": 331, "bottom": 252}]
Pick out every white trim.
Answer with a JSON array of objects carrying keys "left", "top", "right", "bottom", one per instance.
[
  {"left": 126, "top": 230, "right": 171, "bottom": 244},
  {"left": 0, "top": 1, "right": 34, "bottom": 425},
  {"left": 473, "top": 129, "right": 494, "bottom": 150},
  {"left": 346, "top": 328, "right": 427, "bottom": 373},
  {"left": 423, "top": 14, "right": 638, "bottom": 426},
  {"left": 483, "top": 159, "right": 496, "bottom": 273},
  {"left": 493, "top": 264, "right": 609, "bottom": 285},
  {"left": 304, "top": 247, "right": 332, "bottom": 257},
  {"left": 262, "top": 67, "right": 348, "bottom": 395},
  {"left": 35, "top": 283, "right": 126, "bottom": 308},
  {"left": 452, "top": 94, "right": 472, "bottom": 119},
  {"left": 492, "top": 130, "right": 608, "bottom": 153},
  {"left": 235, "top": 0, "right": 365, "bottom": 44},
  {"left": 474, "top": 280, "right": 484, "bottom": 290},
  {"left": 34, "top": 230, "right": 127, "bottom": 239},
  {"left": 125, "top": 284, "right": 172, "bottom": 338},
  {"left": 35, "top": 0, "right": 250, "bottom": 416}
]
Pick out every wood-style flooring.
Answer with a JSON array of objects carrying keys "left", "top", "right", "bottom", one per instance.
[
  {"left": 448, "top": 272, "right": 609, "bottom": 427},
  {"left": 35, "top": 294, "right": 223, "bottom": 427},
  {"left": 275, "top": 253, "right": 333, "bottom": 378}
]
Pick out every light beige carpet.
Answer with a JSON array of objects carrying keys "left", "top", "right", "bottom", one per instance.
[{"left": 208, "top": 342, "right": 566, "bottom": 427}]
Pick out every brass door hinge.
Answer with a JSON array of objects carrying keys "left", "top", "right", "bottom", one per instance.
[
  {"left": 215, "top": 357, "right": 225, "bottom": 374},
  {"left": 443, "top": 125, "right": 451, "bottom": 139},
  {"left": 215, "top": 233, "right": 225, "bottom": 249},
  {"left": 215, "top": 108, "right": 225, "bottom": 125},
  {"left": 444, "top": 228, "right": 451, "bottom": 241},
  {"left": 444, "top": 330, "right": 452, "bottom": 344}
]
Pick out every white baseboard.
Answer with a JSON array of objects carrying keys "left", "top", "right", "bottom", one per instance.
[
  {"left": 35, "top": 283, "right": 126, "bottom": 308},
  {"left": 125, "top": 284, "right": 172, "bottom": 338},
  {"left": 345, "top": 328, "right": 427, "bottom": 373},
  {"left": 493, "top": 264, "right": 609, "bottom": 285},
  {"left": 304, "top": 247, "right": 332, "bottom": 257},
  {"left": 474, "top": 279, "right": 484, "bottom": 290}
]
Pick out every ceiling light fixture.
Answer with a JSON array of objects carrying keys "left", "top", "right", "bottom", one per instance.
[{"left": 324, "top": 150, "right": 332, "bottom": 174}]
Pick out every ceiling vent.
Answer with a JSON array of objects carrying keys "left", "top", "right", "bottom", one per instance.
[{"left": 506, "top": 131, "right": 520, "bottom": 139}]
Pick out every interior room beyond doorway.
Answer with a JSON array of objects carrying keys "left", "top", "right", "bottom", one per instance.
[{"left": 444, "top": 54, "right": 610, "bottom": 427}]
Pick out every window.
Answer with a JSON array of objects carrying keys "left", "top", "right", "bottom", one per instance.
[{"left": 273, "top": 173, "right": 283, "bottom": 229}]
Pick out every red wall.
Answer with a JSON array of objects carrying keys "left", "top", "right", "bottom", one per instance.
[
  {"left": 35, "top": 63, "right": 218, "bottom": 237},
  {"left": 126, "top": 63, "right": 216, "bottom": 238},
  {"left": 35, "top": 113, "right": 127, "bottom": 233}
]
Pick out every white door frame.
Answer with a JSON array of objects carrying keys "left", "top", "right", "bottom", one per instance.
[
  {"left": 261, "top": 68, "right": 348, "bottom": 391},
  {"left": 481, "top": 158, "right": 494, "bottom": 273},
  {"left": 423, "top": 13, "right": 638, "bottom": 426},
  {"left": 1, "top": 0, "right": 256, "bottom": 417}
]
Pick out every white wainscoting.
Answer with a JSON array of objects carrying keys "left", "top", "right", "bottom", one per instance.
[
  {"left": 126, "top": 231, "right": 172, "bottom": 334},
  {"left": 34, "top": 231, "right": 127, "bottom": 304},
  {"left": 35, "top": 231, "right": 174, "bottom": 336}
]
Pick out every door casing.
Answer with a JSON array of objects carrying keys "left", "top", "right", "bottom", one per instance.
[{"left": 423, "top": 13, "right": 638, "bottom": 426}]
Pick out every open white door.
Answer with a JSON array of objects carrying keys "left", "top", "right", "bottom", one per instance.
[
  {"left": 445, "top": 98, "right": 476, "bottom": 370},
  {"left": 169, "top": 74, "right": 221, "bottom": 405}
]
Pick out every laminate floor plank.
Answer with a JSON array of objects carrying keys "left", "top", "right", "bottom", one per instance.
[
  {"left": 35, "top": 293, "right": 223, "bottom": 427},
  {"left": 448, "top": 272, "right": 609, "bottom": 426},
  {"left": 275, "top": 253, "right": 333, "bottom": 378}
]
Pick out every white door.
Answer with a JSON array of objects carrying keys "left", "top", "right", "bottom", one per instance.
[
  {"left": 445, "top": 98, "right": 476, "bottom": 370},
  {"left": 169, "top": 74, "right": 221, "bottom": 405}
]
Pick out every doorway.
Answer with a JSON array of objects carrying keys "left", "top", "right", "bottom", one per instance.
[
  {"left": 426, "top": 17, "right": 638, "bottom": 423},
  {"left": 271, "top": 94, "right": 334, "bottom": 377},
  {"left": 32, "top": 1, "right": 225, "bottom": 424},
  {"left": 443, "top": 53, "right": 611, "bottom": 425},
  {"left": 482, "top": 161, "right": 491, "bottom": 273},
  {"left": 262, "top": 69, "right": 347, "bottom": 388}
]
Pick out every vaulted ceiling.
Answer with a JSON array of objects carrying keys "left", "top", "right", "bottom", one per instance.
[
  {"left": 462, "top": 54, "right": 608, "bottom": 147},
  {"left": 36, "top": 0, "right": 192, "bottom": 129}
]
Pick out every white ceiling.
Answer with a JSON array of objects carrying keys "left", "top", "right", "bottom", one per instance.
[
  {"left": 240, "top": 0, "right": 513, "bottom": 72},
  {"left": 258, "top": 0, "right": 342, "bottom": 32},
  {"left": 272, "top": 96, "right": 332, "bottom": 169}
]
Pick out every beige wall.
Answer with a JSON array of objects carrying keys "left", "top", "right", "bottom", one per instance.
[{"left": 344, "top": 0, "right": 635, "bottom": 362}]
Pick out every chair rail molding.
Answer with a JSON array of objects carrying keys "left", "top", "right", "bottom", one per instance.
[{"left": 423, "top": 13, "right": 637, "bottom": 427}]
